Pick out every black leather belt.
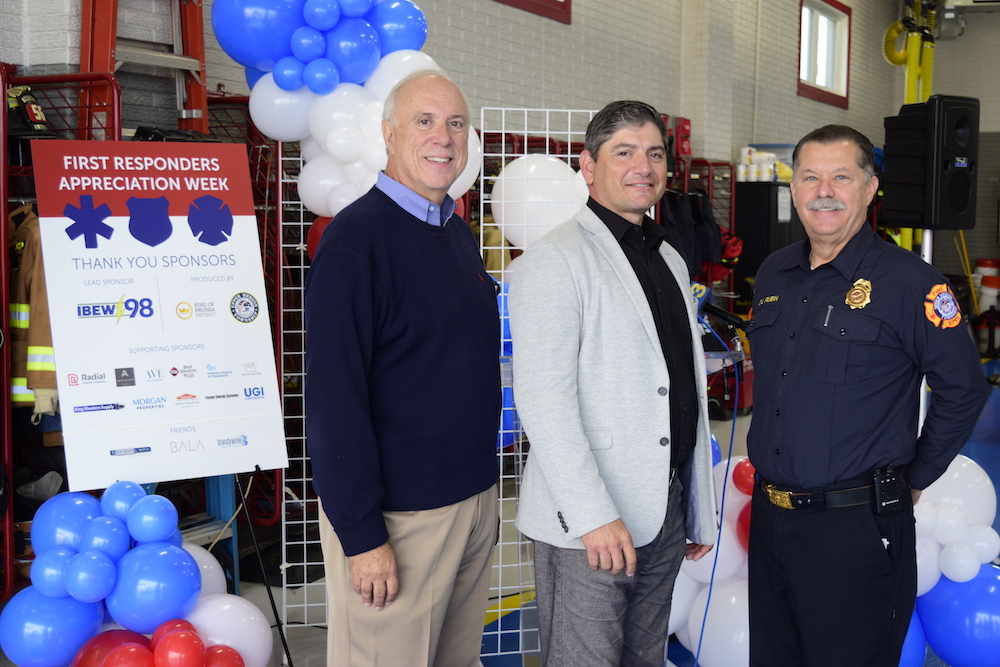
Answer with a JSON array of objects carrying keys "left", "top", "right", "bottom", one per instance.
[{"left": 759, "top": 469, "right": 908, "bottom": 510}]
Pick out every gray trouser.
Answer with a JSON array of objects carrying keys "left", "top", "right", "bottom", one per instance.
[{"left": 533, "top": 475, "right": 687, "bottom": 667}]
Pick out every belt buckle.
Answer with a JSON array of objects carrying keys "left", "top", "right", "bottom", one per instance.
[{"left": 765, "top": 483, "right": 795, "bottom": 510}]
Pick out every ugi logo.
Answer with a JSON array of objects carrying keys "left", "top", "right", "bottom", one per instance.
[{"left": 243, "top": 387, "right": 265, "bottom": 400}]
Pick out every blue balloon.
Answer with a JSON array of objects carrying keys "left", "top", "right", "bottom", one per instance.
[
  {"left": 211, "top": 0, "right": 307, "bottom": 71},
  {"left": 105, "top": 543, "right": 201, "bottom": 633},
  {"left": 710, "top": 433, "right": 722, "bottom": 466},
  {"left": 30, "top": 547, "right": 76, "bottom": 598},
  {"left": 125, "top": 494, "right": 178, "bottom": 543},
  {"left": 497, "top": 282, "right": 512, "bottom": 357},
  {"left": 917, "top": 563, "right": 1000, "bottom": 667},
  {"left": 246, "top": 67, "right": 267, "bottom": 89},
  {"left": 32, "top": 492, "right": 103, "bottom": 554},
  {"left": 65, "top": 551, "right": 117, "bottom": 603},
  {"left": 100, "top": 480, "right": 146, "bottom": 523},
  {"left": 0, "top": 586, "right": 102, "bottom": 667},
  {"left": 899, "top": 609, "right": 927, "bottom": 667},
  {"left": 324, "top": 18, "right": 381, "bottom": 84},
  {"left": 339, "top": 0, "right": 373, "bottom": 17},
  {"left": 497, "top": 386, "right": 520, "bottom": 449},
  {"left": 365, "top": 0, "right": 427, "bottom": 54},
  {"left": 303, "top": 57, "right": 341, "bottom": 95},
  {"left": 303, "top": 0, "right": 341, "bottom": 30},
  {"left": 273, "top": 55, "right": 306, "bottom": 91},
  {"left": 291, "top": 25, "right": 327, "bottom": 62},
  {"left": 142, "top": 527, "right": 184, "bottom": 549},
  {"left": 80, "top": 516, "right": 131, "bottom": 563}
]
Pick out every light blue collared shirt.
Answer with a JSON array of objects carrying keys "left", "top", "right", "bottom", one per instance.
[{"left": 375, "top": 172, "right": 457, "bottom": 227}]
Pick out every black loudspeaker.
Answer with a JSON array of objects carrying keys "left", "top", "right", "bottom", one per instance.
[{"left": 881, "top": 95, "right": 979, "bottom": 230}]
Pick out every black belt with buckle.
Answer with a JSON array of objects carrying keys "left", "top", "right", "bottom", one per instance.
[{"left": 759, "top": 469, "right": 908, "bottom": 511}]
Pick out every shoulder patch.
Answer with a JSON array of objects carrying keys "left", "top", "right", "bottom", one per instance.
[{"left": 924, "top": 284, "right": 962, "bottom": 329}]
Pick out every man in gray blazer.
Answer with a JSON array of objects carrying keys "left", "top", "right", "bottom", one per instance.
[{"left": 509, "top": 101, "right": 718, "bottom": 666}]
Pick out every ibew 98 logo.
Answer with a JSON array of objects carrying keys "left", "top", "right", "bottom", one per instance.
[{"left": 77, "top": 296, "right": 155, "bottom": 322}]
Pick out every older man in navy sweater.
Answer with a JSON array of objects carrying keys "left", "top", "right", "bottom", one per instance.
[{"left": 304, "top": 71, "right": 500, "bottom": 667}]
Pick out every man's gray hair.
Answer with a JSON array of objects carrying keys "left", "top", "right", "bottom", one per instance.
[
  {"left": 792, "top": 125, "right": 876, "bottom": 182},
  {"left": 584, "top": 101, "right": 668, "bottom": 158},
  {"left": 382, "top": 69, "right": 472, "bottom": 126}
]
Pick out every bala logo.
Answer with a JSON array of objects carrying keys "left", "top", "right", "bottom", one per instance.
[
  {"left": 244, "top": 386, "right": 265, "bottom": 400},
  {"left": 170, "top": 439, "right": 205, "bottom": 453},
  {"left": 116, "top": 367, "right": 136, "bottom": 387}
]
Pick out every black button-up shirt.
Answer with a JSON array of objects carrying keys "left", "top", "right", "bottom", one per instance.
[
  {"left": 746, "top": 224, "right": 989, "bottom": 490},
  {"left": 589, "top": 198, "right": 698, "bottom": 469}
]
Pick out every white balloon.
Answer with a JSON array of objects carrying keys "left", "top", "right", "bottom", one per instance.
[
  {"left": 358, "top": 170, "right": 378, "bottom": 193},
  {"left": 668, "top": 568, "right": 704, "bottom": 636},
  {"left": 363, "top": 49, "right": 442, "bottom": 101},
  {"left": 359, "top": 100, "right": 385, "bottom": 140},
  {"left": 326, "top": 126, "right": 365, "bottom": 163},
  {"left": 681, "top": 520, "right": 744, "bottom": 584},
  {"left": 686, "top": 578, "right": 750, "bottom": 667},
  {"left": 327, "top": 182, "right": 363, "bottom": 217},
  {"left": 491, "top": 155, "right": 583, "bottom": 249},
  {"left": 300, "top": 135, "right": 326, "bottom": 163},
  {"left": 182, "top": 541, "right": 227, "bottom": 597},
  {"left": 447, "top": 129, "right": 483, "bottom": 199},
  {"left": 573, "top": 168, "right": 590, "bottom": 201},
  {"left": 939, "top": 541, "right": 980, "bottom": 583},
  {"left": 675, "top": 621, "right": 693, "bottom": 652},
  {"left": 913, "top": 499, "right": 938, "bottom": 538},
  {"left": 297, "top": 154, "right": 347, "bottom": 217},
  {"left": 340, "top": 158, "right": 371, "bottom": 186},
  {"left": 916, "top": 536, "right": 942, "bottom": 596},
  {"left": 248, "top": 73, "right": 315, "bottom": 142},
  {"left": 359, "top": 136, "right": 388, "bottom": 172},
  {"left": 186, "top": 593, "right": 273, "bottom": 667},
  {"left": 713, "top": 457, "right": 752, "bottom": 523},
  {"left": 921, "top": 455, "right": 997, "bottom": 527},
  {"left": 964, "top": 524, "right": 1000, "bottom": 563},
  {"left": 932, "top": 502, "right": 969, "bottom": 545},
  {"left": 308, "top": 83, "right": 377, "bottom": 148}
]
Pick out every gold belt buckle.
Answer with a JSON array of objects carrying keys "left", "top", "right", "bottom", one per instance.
[{"left": 765, "top": 483, "right": 795, "bottom": 510}]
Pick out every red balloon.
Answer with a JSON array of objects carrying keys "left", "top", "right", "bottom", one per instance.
[
  {"left": 153, "top": 629, "right": 206, "bottom": 667},
  {"left": 151, "top": 620, "right": 196, "bottom": 651},
  {"left": 454, "top": 193, "right": 468, "bottom": 221},
  {"left": 102, "top": 643, "right": 155, "bottom": 667},
  {"left": 732, "top": 458, "right": 757, "bottom": 496},
  {"left": 305, "top": 216, "right": 333, "bottom": 260},
  {"left": 205, "top": 645, "right": 245, "bottom": 667},
  {"left": 736, "top": 500, "right": 753, "bottom": 553},
  {"left": 73, "top": 630, "right": 152, "bottom": 667}
]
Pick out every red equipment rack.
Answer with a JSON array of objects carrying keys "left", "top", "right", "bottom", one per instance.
[{"left": 1, "top": 65, "right": 122, "bottom": 600}]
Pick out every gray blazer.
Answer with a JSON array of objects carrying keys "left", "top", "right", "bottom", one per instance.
[{"left": 509, "top": 205, "right": 718, "bottom": 549}]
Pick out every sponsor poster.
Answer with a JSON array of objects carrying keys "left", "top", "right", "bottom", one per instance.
[{"left": 31, "top": 140, "right": 288, "bottom": 491}]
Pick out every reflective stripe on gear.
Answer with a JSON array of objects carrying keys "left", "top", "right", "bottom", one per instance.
[{"left": 26, "top": 345, "right": 55, "bottom": 372}]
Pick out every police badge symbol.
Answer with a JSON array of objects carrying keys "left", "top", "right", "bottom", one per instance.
[{"left": 230, "top": 292, "right": 259, "bottom": 323}]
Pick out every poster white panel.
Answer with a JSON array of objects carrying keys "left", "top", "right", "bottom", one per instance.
[{"left": 31, "top": 140, "right": 288, "bottom": 490}]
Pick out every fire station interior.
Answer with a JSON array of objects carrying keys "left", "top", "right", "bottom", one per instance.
[{"left": 2, "top": 1, "right": 1000, "bottom": 666}]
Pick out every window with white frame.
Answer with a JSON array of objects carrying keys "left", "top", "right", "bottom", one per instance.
[{"left": 798, "top": 0, "right": 851, "bottom": 109}]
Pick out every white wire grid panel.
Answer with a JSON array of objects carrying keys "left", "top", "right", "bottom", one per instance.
[
  {"left": 479, "top": 108, "right": 597, "bottom": 660},
  {"left": 278, "top": 152, "right": 329, "bottom": 632},
  {"left": 276, "top": 108, "right": 597, "bottom": 663}
]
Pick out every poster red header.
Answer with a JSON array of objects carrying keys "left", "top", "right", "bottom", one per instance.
[{"left": 31, "top": 140, "right": 256, "bottom": 218}]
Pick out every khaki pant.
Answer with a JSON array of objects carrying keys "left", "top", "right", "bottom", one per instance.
[{"left": 319, "top": 485, "right": 498, "bottom": 667}]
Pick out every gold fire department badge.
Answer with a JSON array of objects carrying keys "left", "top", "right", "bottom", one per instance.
[{"left": 846, "top": 279, "right": 872, "bottom": 309}]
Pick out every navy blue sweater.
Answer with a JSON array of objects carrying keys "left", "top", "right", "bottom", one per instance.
[{"left": 304, "top": 188, "right": 500, "bottom": 557}]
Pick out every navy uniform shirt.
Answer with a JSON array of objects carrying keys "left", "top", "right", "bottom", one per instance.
[{"left": 746, "top": 224, "right": 989, "bottom": 491}]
